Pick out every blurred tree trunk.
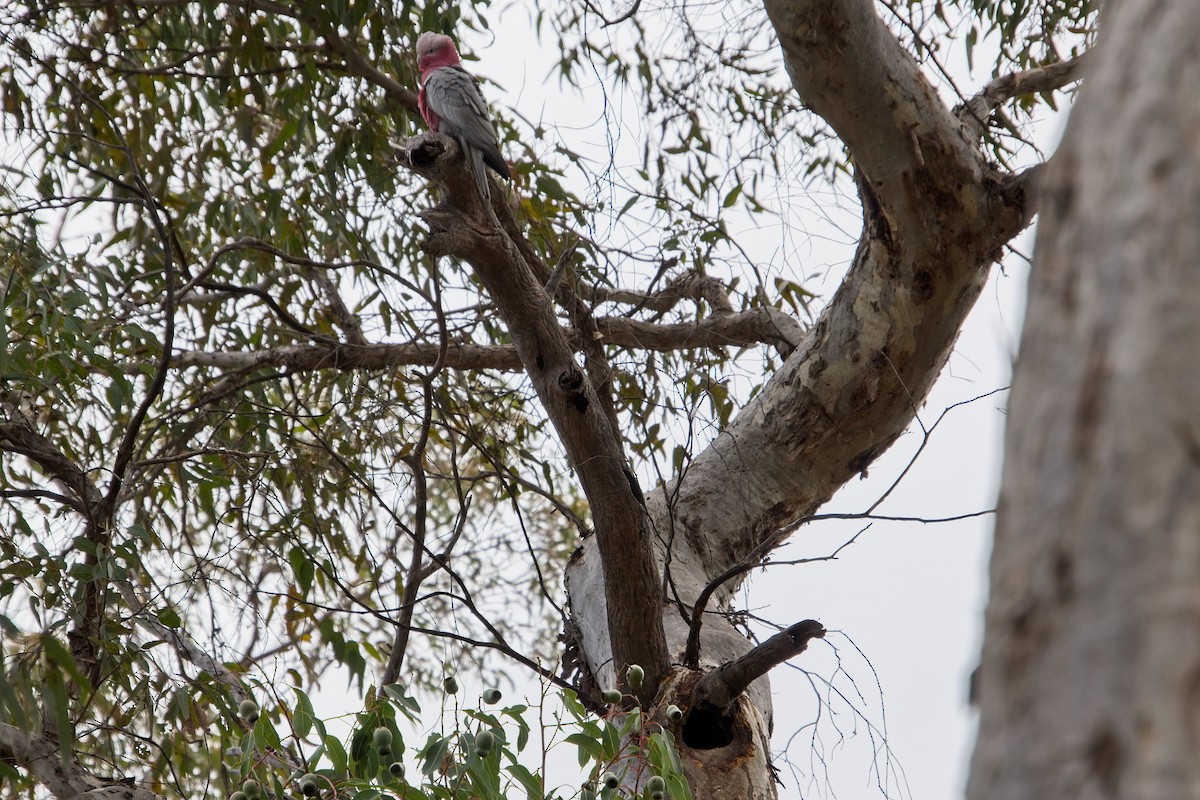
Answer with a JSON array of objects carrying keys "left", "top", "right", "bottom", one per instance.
[{"left": 967, "top": 1, "right": 1200, "bottom": 798}]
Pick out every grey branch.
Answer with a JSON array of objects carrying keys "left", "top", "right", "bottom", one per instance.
[
  {"left": 958, "top": 54, "right": 1089, "bottom": 135},
  {"left": 587, "top": 272, "right": 735, "bottom": 315},
  {"left": 690, "top": 620, "right": 826, "bottom": 710},
  {"left": 0, "top": 421, "right": 100, "bottom": 514},
  {"left": 119, "top": 583, "right": 251, "bottom": 705},
  {"left": 171, "top": 308, "right": 804, "bottom": 375}
]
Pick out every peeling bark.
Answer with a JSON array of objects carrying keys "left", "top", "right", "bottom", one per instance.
[{"left": 967, "top": 2, "right": 1200, "bottom": 798}]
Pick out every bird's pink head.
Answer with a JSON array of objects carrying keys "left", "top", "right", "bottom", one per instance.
[{"left": 416, "top": 32, "right": 461, "bottom": 73}]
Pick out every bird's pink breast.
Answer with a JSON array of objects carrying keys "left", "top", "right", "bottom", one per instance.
[{"left": 417, "top": 84, "right": 441, "bottom": 130}]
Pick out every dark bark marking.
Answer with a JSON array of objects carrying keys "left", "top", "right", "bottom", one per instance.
[
  {"left": 1072, "top": 330, "right": 1110, "bottom": 461},
  {"left": 557, "top": 366, "right": 584, "bottom": 392},
  {"left": 1043, "top": 167, "right": 1077, "bottom": 224},
  {"left": 912, "top": 267, "right": 936, "bottom": 303},
  {"left": 1150, "top": 155, "right": 1174, "bottom": 183},
  {"left": 1002, "top": 601, "right": 1050, "bottom": 687},
  {"left": 556, "top": 366, "right": 589, "bottom": 413},
  {"left": 1051, "top": 548, "right": 1074, "bottom": 603},
  {"left": 848, "top": 447, "right": 877, "bottom": 477},
  {"left": 848, "top": 432, "right": 898, "bottom": 478},
  {"left": 407, "top": 137, "right": 446, "bottom": 169},
  {"left": 1086, "top": 724, "right": 1123, "bottom": 797},
  {"left": 624, "top": 468, "right": 646, "bottom": 507},
  {"left": 809, "top": 354, "right": 828, "bottom": 381},
  {"left": 856, "top": 172, "right": 890, "bottom": 247},
  {"left": 1185, "top": 665, "right": 1200, "bottom": 746},
  {"left": 1178, "top": 423, "right": 1200, "bottom": 466}
]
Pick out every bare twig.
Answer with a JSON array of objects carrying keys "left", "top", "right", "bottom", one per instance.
[
  {"left": 382, "top": 266, "right": 451, "bottom": 684},
  {"left": 581, "top": 0, "right": 642, "bottom": 27},
  {"left": 682, "top": 528, "right": 864, "bottom": 669}
]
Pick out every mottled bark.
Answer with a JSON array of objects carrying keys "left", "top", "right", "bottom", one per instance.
[{"left": 967, "top": 2, "right": 1200, "bottom": 799}]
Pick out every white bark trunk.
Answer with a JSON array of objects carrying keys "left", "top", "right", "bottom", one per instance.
[{"left": 967, "top": 1, "right": 1200, "bottom": 798}]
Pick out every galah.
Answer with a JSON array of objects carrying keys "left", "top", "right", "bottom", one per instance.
[{"left": 416, "top": 31, "right": 511, "bottom": 199}]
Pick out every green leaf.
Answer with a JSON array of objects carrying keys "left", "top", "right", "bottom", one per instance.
[
  {"left": 323, "top": 733, "right": 349, "bottom": 773},
  {"left": 565, "top": 732, "right": 604, "bottom": 766},
  {"left": 41, "top": 669, "right": 72, "bottom": 764},
  {"left": 666, "top": 772, "right": 693, "bottom": 800},
  {"left": 600, "top": 720, "right": 621, "bottom": 760},
  {"left": 41, "top": 635, "right": 88, "bottom": 685},
  {"left": 505, "top": 763, "right": 543, "bottom": 800},
  {"left": 501, "top": 706, "right": 531, "bottom": 752},
  {"left": 418, "top": 733, "right": 449, "bottom": 777},
  {"left": 466, "top": 746, "right": 501, "bottom": 798},
  {"left": 156, "top": 607, "right": 182, "bottom": 629},
  {"left": 381, "top": 683, "right": 422, "bottom": 720}
]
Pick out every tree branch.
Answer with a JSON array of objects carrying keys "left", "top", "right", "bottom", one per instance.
[
  {"left": 658, "top": 0, "right": 1034, "bottom": 589},
  {"left": 285, "top": 3, "right": 420, "bottom": 112},
  {"left": 598, "top": 307, "right": 802, "bottom": 356},
  {"left": 118, "top": 583, "right": 252, "bottom": 706},
  {"left": 381, "top": 272, "right": 451, "bottom": 685},
  {"left": 173, "top": 341, "right": 522, "bottom": 372},
  {"left": 957, "top": 54, "right": 1090, "bottom": 136},
  {"left": 403, "top": 130, "right": 670, "bottom": 704},
  {"left": 0, "top": 422, "right": 101, "bottom": 514},
  {"left": 690, "top": 620, "right": 826, "bottom": 710},
  {"left": 0, "top": 488, "right": 84, "bottom": 513},
  {"left": 568, "top": 0, "right": 1039, "bottom": 716},
  {"left": 587, "top": 271, "right": 735, "bottom": 316},
  {"left": 0, "top": 723, "right": 162, "bottom": 800},
  {"left": 170, "top": 306, "right": 803, "bottom": 375},
  {"left": 681, "top": 524, "right": 863, "bottom": 669}
]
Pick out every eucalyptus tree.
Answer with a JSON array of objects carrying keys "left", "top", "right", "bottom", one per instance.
[{"left": 0, "top": 1, "right": 1094, "bottom": 799}]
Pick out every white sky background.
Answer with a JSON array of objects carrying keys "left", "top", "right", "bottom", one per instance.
[{"left": 457, "top": 4, "right": 1070, "bottom": 799}]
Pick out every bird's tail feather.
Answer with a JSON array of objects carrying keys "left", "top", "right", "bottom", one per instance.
[{"left": 467, "top": 144, "right": 489, "bottom": 200}]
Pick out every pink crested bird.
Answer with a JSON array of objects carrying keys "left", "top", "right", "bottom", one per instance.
[{"left": 416, "top": 31, "right": 512, "bottom": 199}]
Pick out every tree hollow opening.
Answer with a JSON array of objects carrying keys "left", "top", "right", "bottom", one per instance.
[{"left": 681, "top": 703, "right": 735, "bottom": 750}]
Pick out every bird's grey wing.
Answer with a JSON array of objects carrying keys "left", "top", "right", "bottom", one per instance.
[{"left": 423, "top": 66, "right": 511, "bottom": 179}]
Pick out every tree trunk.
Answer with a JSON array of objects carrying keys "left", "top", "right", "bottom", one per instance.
[
  {"left": 967, "top": 1, "right": 1200, "bottom": 798},
  {"left": 563, "top": 1, "right": 1034, "bottom": 796}
]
